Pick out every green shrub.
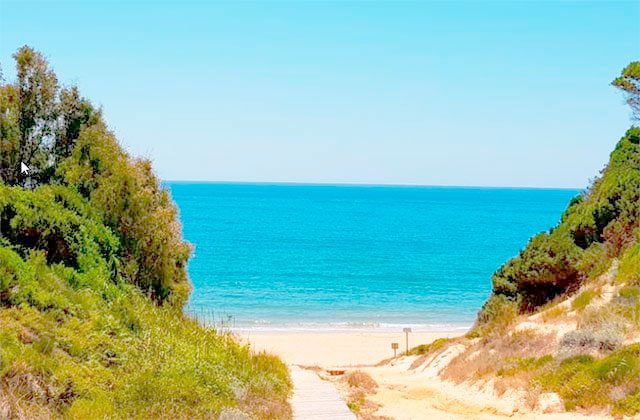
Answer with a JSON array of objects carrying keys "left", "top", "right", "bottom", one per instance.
[
  {"left": 491, "top": 231, "right": 582, "bottom": 311},
  {"left": 409, "top": 337, "right": 451, "bottom": 355},
  {"left": 575, "top": 243, "right": 610, "bottom": 279},
  {"left": 620, "top": 285, "right": 640, "bottom": 299},
  {"left": 0, "top": 185, "right": 119, "bottom": 273},
  {"left": 571, "top": 289, "right": 599, "bottom": 311},
  {"left": 497, "top": 355, "right": 553, "bottom": 377},
  {"left": 615, "top": 390, "right": 640, "bottom": 416},
  {"left": 536, "top": 344, "right": 640, "bottom": 412},
  {"left": 58, "top": 125, "right": 192, "bottom": 305}
]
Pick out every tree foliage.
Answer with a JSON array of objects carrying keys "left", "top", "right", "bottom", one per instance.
[
  {"left": 0, "top": 46, "right": 99, "bottom": 186},
  {"left": 480, "top": 126, "right": 640, "bottom": 321},
  {"left": 0, "top": 184, "right": 119, "bottom": 274},
  {"left": 59, "top": 124, "right": 192, "bottom": 304},
  {"left": 0, "top": 46, "right": 191, "bottom": 304},
  {"left": 613, "top": 61, "right": 640, "bottom": 122}
]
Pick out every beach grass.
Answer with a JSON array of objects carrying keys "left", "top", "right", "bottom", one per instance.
[{"left": 0, "top": 247, "right": 292, "bottom": 419}]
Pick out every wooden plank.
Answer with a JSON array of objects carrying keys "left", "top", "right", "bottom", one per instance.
[{"left": 289, "top": 365, "right": 356, "bottom": 420}]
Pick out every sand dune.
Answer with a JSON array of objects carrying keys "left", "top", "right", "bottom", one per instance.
[{"left": 243, "top": 331, "right": 611, "bottom": 419}]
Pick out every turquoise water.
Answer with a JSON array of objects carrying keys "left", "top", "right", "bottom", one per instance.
[{"left": 168, "top": 183, "right": 579, "bottom": 331}]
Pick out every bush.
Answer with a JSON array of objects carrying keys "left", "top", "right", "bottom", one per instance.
[
  {"left": 58, "top": 124, "right": 192, "bottom": 305},
  {"left": 0, "top": 46, "right": 100, "bottom": 187},
  {"left": 1, "top": 46, "right": 191, "bottom": 305},
  {"left": 559, "top": 328, "right": 623, "bottom": 353},
  {"left": 492, "top": 231, "right": 582, "bottom": 311}
]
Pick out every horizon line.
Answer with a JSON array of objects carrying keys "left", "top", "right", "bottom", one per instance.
[{"left": 162, "top": 179, "right": 584, "bottom": 191}]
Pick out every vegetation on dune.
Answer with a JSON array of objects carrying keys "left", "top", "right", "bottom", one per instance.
[
  {"left": 0, "top": 246, "right": 290, "bottom": 418},
  {"left": 500, "top": 344, "right": 640, "bottom": 415},
  {"left": 479, "top": 123, "right": 640, "bottom": 320},
  {"left": 408, "top": 337, "right": 450, "bottom": 356},
  {"left": 0, "top": 46, "right": 291, "bottom": 418},
  {"left": 446, "top": 61, "right": 640, "bottom": 416},
  {"left": 440, "top": 250, "right": 640, "bottom": 414},
  {"left": 341, "top": 371, "right": 384, "bottom": 418}
]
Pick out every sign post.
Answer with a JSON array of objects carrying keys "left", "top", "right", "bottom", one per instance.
[
  {"left": 391, "top": 342, "right": 399, "bottom": 357},
  {"left": 403, "top": 327, "right": 412, "bottom": 355}
]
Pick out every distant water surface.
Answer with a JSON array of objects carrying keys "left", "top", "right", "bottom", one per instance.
[{"left": 167, "top": 183, "right": 579, "bottom": 331}]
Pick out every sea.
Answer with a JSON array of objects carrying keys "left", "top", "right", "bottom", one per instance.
[{"left": 167, "top": 183, "right": 579, "bottom": 332}]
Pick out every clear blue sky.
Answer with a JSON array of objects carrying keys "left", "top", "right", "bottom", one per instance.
[{"left": 1, "top": 1, "right": 638, "bottom": 188}]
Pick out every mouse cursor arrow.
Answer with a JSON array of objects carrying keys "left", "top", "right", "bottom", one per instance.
[{"left": 21, "top": 162, "right": 30, "bottom": 174}]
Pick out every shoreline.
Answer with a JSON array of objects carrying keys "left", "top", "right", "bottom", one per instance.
[{"left": 231, "top": 324, "right": 471, "bottom": 334}]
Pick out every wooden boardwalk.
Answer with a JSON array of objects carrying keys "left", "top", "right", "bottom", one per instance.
[{"left": 289, "top": 365, "right": 356, "bottom": 420}]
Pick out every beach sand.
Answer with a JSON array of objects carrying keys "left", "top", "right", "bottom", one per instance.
[
  {"left": 240, "top": 330, "right": 603, "bottom": 419},
  {"left": 238, "top": 330, "right": 464, "bottom": 367}
]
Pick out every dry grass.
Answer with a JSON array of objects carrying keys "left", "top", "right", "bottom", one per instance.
[
  {"left": 571, "top": 288, "right": 601, "bottom": 311},
  {"left": 408, "top": 338, "right": 460, "bottom": 370},
  {"left": 540, "top": 304, "right": 567, "bottom": 322},
  {"left": 408, "top": 354, "right": 430, "bottom": 370},
  {"left": 341, "top": 371, "right": 383, "bottom": 418},
  {"left": 0, "top": 376, "right": 59, "bottom": 420},
  {"left": 441, "top": 329, "right": 555, "bottom": 385},
  {"left": 493, "top": 370, "right": 542, "bottom": 402},
  {"left": 577, "top": 297, "right": 634, "bottom": 334},
  {"left": 298, "top": 365, "right": 323, "bottom": 373},
  {"left": 345, "top": 371, "right": 377, "bottom": 393},
  {"left": 359, "top": 413, "right": 393, "bottom": 420},
  {"left": 559, "top": 328, "right": 624, "bottom": 355},
  {"left": 440, "top": 329, "right": 558, "bottom": 407}
]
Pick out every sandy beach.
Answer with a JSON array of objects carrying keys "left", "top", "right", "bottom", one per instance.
[
  {"left": 240, "top": 330, "right": 606, "bottom": 419},
  {"left": 238, "top": 329, "right": 465, "bottom": 367}
]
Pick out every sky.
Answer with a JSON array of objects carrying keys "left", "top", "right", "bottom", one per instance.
[{"left": 1, "top": 1, "right": 639, "bottom": 188}]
